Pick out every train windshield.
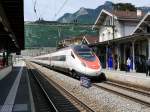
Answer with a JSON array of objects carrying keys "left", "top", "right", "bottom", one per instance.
[{"left": 74, "top": 45, "right": 96, "bottom": 61}]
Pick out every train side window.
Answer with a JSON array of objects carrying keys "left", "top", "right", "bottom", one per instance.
[
  {"left": 71, "top": 52, "right": 75, "bottom": 59},
  {"left": 60, "top": 55, "right": 66, "bottom": 61}
]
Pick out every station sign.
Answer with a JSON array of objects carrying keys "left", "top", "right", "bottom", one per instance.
[{"left": 80, "top": 77, "right": 91, "bottom": 88}]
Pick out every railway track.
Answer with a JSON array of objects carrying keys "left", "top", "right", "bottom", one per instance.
[
  {"left": 93, "top": 81, "right": 150, "bottom": 107},
  {"left": 104, "top": 81, "right": 150, "bottom": 96},
  {"left": 28, "top": 61, "right": 150, "bottom": 109},
  {"left": 27, "top": 64, "right": 58, "bottom": 112},
  {"left": 27, "top": 62, "right": 94, "bottom": 112}
]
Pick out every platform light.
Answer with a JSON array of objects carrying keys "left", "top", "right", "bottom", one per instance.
[
  {"left": 12, "top": 38, "right": 15, "bottom": 42},
  {"left": 16, "top": 45, "right": 19, "bottom": 48},
  {"left": 4, "top": 27, "right": 8, "bottom": 32},
  {"left": 15, "top": 44, "right": 19, "bottom": 48},
  {"left": 14, "top": 41, "right": 18, "bottom": 47},
  {"left": 14, "top": 41, "right": 17, "bottom": 44},
  {"left": 9, "top": 34, "right": 12, "bottom": 37}
]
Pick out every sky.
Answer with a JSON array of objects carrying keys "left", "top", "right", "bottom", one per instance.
[{"left": 24, "top": 0, "right": 150, "bottom": 21}]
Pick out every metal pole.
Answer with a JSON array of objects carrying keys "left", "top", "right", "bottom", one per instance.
[
  {"left": 132, "top": 41, "right": 135, "bottom": 72},
  {"left": 148, "top": 38, "right": 150, "bottom": 59},
  {"left": 112, "top": 1, "right": 115, "bottom": 40},
  {"left": 106, "top": 45, "right": 108, "bottom": 69},
  {"left": 117, "top": 44, "right": 120, "bottom": 71},
  {"left": 57, "top": 27, "right": 61, "bottom": 47}
]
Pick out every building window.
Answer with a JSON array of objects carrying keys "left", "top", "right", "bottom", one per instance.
[{"left": 108, "top": 32, "right": 110, "bottom": 40}]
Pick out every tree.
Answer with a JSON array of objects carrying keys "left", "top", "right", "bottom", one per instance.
[{"left": 113, "top": 3, "right": 136, "bottom": 11}]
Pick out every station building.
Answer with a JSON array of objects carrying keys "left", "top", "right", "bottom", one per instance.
[
  {"left": 58, "top": 35, "right": 98, "bottom": 48},
  {"left": 92, "top": 9, "right": 150, "bottom": 73},
  {"left": 58, "top": 36, "right": 83, "bottom": 47}
]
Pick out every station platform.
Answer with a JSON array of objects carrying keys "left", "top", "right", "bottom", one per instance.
[
  {"left": 0, "top": 61, "right": 32, "bottom": 112},
  {"left": 102, "top": 69, "right": 150, "bottom": 90},
  {"left": 0, "top": 66, "right": 12, "bottom": 80}
]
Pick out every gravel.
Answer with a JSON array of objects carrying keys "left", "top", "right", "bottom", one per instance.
[{"left": 31, "top": 62, "right": 150, "bottom": 112}]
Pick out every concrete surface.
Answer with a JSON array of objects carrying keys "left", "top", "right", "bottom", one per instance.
[
  {"left": 102, "top": 69, "right": 150, "bottom": 90},
  {"left": 0, "top": 66, "right": 12, "bottom": 80}
]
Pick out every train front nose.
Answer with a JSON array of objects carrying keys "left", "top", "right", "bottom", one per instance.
[
  {"left": 83, "top": 60, "right": 101, "bottom": 76},
  {"left": 85, "top": 57, "right": 100, "bottom": 70},
  {"left": 87, "top": 63, "right": 100, "bottom": 69}
]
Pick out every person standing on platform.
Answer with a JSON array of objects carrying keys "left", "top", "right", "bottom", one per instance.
[
  {"left": 146, "top": 58, "right": 150, "bottom": 76},
  {"left": 108, "top": 56, "right": 113, "bottom": 70},
  {"left": 126, "top": 57, "right": 131, "bottom": 72}
]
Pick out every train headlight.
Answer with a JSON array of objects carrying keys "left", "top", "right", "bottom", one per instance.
[
  {"left": 81, "top": 62, "right": 86, "bottom": 67},
  {"left": 98, "top": 62, "right": 100, "bottom": 66},
  {"left": 98, "top": 61, "right": 101, "bottom": 66}
]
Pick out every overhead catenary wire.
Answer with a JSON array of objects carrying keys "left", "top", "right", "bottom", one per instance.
[
  {"left": 32, "top": 0, "right": 43, "bottom": 20},
  {"left": 32, "top": 0, "right": 38, "bottom": 20},
  {"left": 54, "top": 0, "right": 69, "bottom": 20}
]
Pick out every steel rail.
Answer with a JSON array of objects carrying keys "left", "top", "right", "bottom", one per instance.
[
  {"left": 103, "top": 81, "right": 150, "bottom": 97},
  {"left": 28, "top": 62, "right": 95, "bottom": 112},
  {"left": 93, "top": 83, "right": 150, "bottom": 107},
  {"left": 27, "top": 63, "right": 59, "bottom": 112}
]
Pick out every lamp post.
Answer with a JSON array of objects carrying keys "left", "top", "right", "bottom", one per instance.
[{"left": 107, "top": 1, "right": 116, "bottom": 70}]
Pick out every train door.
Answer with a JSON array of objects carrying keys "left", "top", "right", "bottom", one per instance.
[
  {"left": 60, "top": 55, "right": 66, "bottom": 67},
  {"left": 49, "top": 55, "right": 51, "bottom": 67},
  {"left": 67, "top": 51, "right": 76, "bottom": 71},
  {"left": 63, "top": 54, "right": 67, "bottom": 70}
]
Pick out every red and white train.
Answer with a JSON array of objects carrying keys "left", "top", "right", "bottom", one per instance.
[{"left": 32, "top": 45, "right": 102, "bottom": 78}]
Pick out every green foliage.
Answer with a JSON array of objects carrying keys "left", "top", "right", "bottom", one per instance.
[
  {"left": 25, "top": 1, "right": 150, "bottom": 48},
  {"left": 25, "top": 24, "right": 58, "bottom": 48},
  {"left": 113, "top": 3, "right": 136, "bottom": 11},
  {"left": 25, "top": 23, "right": 97, "bottom": 48}
]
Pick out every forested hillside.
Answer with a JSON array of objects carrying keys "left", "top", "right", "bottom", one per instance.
[
  {"left": 25, "top": 1, "right": 150, "bottom": 48},
  {"left": 25, "top": 23, "right": 97, "bottom": 48}
]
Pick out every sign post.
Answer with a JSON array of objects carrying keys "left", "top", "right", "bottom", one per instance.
[{"left": 80, "top": 77, "right": 91, "bottom": 88}]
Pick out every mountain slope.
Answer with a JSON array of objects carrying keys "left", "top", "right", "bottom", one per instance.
[
  {"left": 25, "top": 1, "right": 150, "bottom": 48},
  {"left": 58, "top": 1, "right": 113, "bottom": 24},
  {"left": 24, "top": 23, "right": 97, "bottom": 48},
  {"left": 58, "top": 1, "right": 150, "bottom": 24}
]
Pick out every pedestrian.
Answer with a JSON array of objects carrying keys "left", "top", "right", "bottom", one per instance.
[
  {"left": 126, "top": 57, "right": 131, "bottom": 72},
  {"left": 146, "top": 58, "right": 150, "bottom": 76},
  {"left": 108, "top": 56, "right": 113, "bottom": 70},
  {"left": 114, "top": 55, "right": 118, "bottom": 70}
]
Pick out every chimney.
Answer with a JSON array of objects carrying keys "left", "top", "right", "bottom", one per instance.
[{"left": 137, "top": 9, "right": 142, "bottom": 17}]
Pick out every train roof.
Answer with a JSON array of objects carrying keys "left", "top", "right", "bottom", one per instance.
[
  {"left": 57, "top": 44, "right": 89, "bottom": 51},
  {"left": 33, "top": 45, "right": 90, "bottom": 58},
  {"left": 34, "top": 54, "right": 50, "bottom": 58}
]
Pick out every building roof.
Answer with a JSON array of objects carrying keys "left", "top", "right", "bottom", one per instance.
[
  {"left": 132, "top": 12, "right": 150, "bottom": 34},
  {"left": 112, "top": 10, "right": 144, "bottom": 20},
  {"left": 62, "top": 36, "right": 83, "bottom": 41},
  {"left": 93, "top": 9, "right": 144, "bottom": 29},
  {"left": 83, "top": 35, "right": 99, "bottom": 44},
  {"left": 89, "top": 33, "right": 150, "bottom": 47},
  {"left": 72, "top": 36, "right": 83, "bottom": 40}
]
